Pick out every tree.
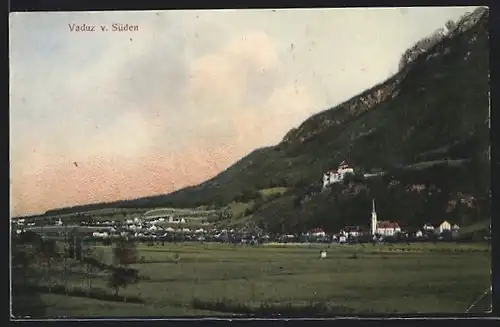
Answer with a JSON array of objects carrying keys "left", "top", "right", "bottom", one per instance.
[
  {"left": 112, "top": 239, "right": 138, "bottom": 266},
  {"left": 399, "top": 48, "right": 413, "bottom": 70},
  {"left": 108, "top": 238, "right": 140, "bottom": 299},
  {"left": 82, "top": 247, "right": 95, "bottom": 295},
  {"left": 11, "top": 236, "right": 47, "bottom": 318},
  {"left": 39, "top": 239, "right": 60, "bottom": 293},
  {"left": 108, "top": 267, "right": 139, "bottom": 300},
  {"left": 446, "top": 19, "right": 457, "bottom": 31}
]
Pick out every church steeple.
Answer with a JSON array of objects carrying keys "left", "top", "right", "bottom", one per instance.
[{"left": 371, "top": 198, "right": 377, "bottom": 236}]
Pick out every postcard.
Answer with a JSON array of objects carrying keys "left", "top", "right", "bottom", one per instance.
[{"left": 9, "top": 7, "right": 491, "bottom": 319}]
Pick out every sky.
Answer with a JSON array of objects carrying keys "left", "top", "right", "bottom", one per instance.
[{"left": 9, "top": 7, "right": 477, "bottom": 216}]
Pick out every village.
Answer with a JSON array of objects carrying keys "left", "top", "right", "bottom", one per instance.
[
  {"left": 10, "top": 161, "right": 474, "bottom": 247},
  {"left": 14, "top": 158, "right": 486, "bottom": 249},
  {"left": 11, "top": 198, "right": 466, "bottom": 248}
]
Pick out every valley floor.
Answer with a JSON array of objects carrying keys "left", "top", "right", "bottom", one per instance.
[{"left": 15, "top": 242, "right": 491, "bottom": 317}]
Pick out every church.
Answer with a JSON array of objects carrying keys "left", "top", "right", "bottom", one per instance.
[{"left": 371, "top": 198, "right": 401, "bottom": 236}]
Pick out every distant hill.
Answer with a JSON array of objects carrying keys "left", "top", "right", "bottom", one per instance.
[{"left": 36, "top": 8, "right": 490, "bottom": 234}]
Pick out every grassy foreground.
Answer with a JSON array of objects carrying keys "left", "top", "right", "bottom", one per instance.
[{"left": 33, "top": 242, "right": 491, "bottom": 317}]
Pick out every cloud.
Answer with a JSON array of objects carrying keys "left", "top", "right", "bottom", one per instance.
[{"left": 185, "top": 30, "right": 280, "bottom": 116}]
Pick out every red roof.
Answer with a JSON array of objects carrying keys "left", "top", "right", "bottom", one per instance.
[{"left": 377, "top": 221, "right": 400, "bottom": 229}]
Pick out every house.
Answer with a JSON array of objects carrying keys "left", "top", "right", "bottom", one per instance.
[
  {"left": 310, "top": 228, "right": 326, "bottom": 237},
  {"left": 423, "top": 224, "right": 435, "bottom": 232},
  {"left": 452, "top": 224, "right": 460, "bottom": 231},
  {"left": 341, "top": 226, "right": 363, "bottom": 238},
  {"left": 415, "top": 230, "right": 423, "bottom": 238},
  {"left": 437, "top": 220, "right": 452, "bottom": 234},
  {"left": 92, "top": 231, "right": 109, "bottom": 238},
  {"left": 323, "top": 161, "right": 355, "bottom": 188},
  {"left": 339, "top": 235, "right": 347, "bottom": 243},
  {"left": 376, "top": 221, "right": 401, "bottom": 236}
]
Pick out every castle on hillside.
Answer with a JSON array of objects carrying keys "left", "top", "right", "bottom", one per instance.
[{"left": 322, "top": 161, "right": 355, "bottom": 188}]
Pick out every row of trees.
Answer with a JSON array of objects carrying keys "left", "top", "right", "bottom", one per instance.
[
  {"left": 398, "top": 25, "right": 449, "bottom": 71},
  {"left": 11, "top": 231, "right": 142, "bottom": 318},
  {"left": 398, "top": 8, "right": 488, "bottom": 72},
  {"left": 398, "top": 10, "right": 479, "bottom": 72}
]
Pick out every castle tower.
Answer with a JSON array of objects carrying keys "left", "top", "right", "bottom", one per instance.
[{"left": 371, "top": 198, "right": 377, "bottom": 236}]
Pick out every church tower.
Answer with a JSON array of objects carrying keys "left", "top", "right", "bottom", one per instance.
[{"left": 371, "top": 198, "right": 377, "bottom": 235}]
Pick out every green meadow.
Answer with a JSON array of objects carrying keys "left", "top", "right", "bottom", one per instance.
[{"left": 24, "top": 242, "right": 491, "bottom": 317}]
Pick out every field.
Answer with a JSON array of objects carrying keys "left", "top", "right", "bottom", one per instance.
[{"left": 24, "top": 242, "right": 491, "bottom": 317}]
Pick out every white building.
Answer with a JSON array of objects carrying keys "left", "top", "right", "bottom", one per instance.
[
  {"left": 423, "top": 224, "right": 435, "bottom": 232},
  {"left": 376, "top": 221, "right": 402, "bottom": 236},
  {"left": 92, "top": 231, "right": 109, "bottom": 238},
  {"left": 439, "top": 220, "right": 451, "bottom": 232},
  {"left": 341, "top": 226, "right": 362, "bottom": 238},
  {"left": 437, "top": 220, "right": 457, "bottom": 234},
  {"left": 323, "top": 161, "right": 355, "bottom": 188},
  {"left": 371, "top": 198, "right": 401, "bottom": 236},
  {"left": 309, "top": 228, "right": 326, "bottom": 237}
]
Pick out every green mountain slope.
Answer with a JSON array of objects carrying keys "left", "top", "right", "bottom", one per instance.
[
  {"left": 41, "top": 8, "right": 490, "bottom": 233},
  {"left": 138, "top": 7, "right": 489, "bottom": 206}
]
